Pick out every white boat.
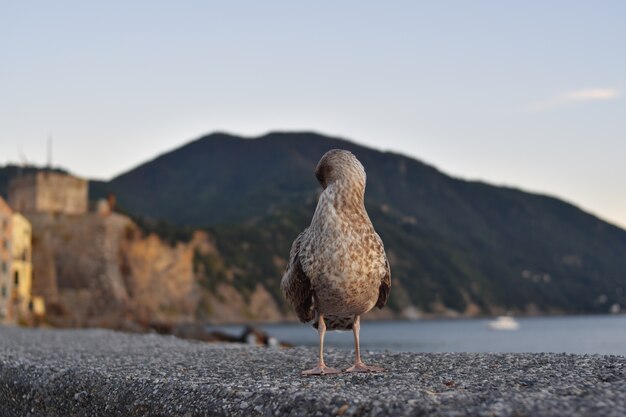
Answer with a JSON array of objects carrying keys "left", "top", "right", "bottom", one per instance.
[{"left": 488, "top": 316, "right": 519, "bottom": 330}]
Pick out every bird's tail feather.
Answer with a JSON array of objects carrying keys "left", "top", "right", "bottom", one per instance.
[{"left": 312, "top": 314, "right": 354, "bottom": 331}]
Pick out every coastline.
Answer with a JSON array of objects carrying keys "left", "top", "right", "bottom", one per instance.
[{"left": 204, "top": 311, "right": 626, "bottom": 327}]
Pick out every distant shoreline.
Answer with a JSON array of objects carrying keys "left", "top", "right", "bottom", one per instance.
[{"left": 202, "top": 311, "right": 626, "bottom": 327}]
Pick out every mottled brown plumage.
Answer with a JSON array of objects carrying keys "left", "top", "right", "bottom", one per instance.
[{"left": 281, "top": 149, "right": 391, "bottom": 375}]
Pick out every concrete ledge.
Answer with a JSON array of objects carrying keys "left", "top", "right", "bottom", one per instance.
[{"left": 1, "top": 327, "right": 625, "bottom": 417}]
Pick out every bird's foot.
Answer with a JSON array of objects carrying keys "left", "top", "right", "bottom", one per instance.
[
  {"left": 301, "top": 364, "right": 342, "bottom": 376},
  {"left": 345, "top": 362, "right": 385, "bottom": 373}
]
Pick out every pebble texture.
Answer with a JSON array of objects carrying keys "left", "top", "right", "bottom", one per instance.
[{"left": 1, "top": 327, "right": 625, "bottom": 417}]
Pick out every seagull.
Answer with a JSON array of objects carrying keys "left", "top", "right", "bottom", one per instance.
[{"left": 281, "top": 149, "right": 391, "bottom": 375}]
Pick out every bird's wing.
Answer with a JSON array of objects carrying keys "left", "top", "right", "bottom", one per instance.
[
  {"left": 374, "top": 232, "right": 391, "bottom": 309},
  {"left": 280, "top": 229, "right": 315, "bottom": 322}
]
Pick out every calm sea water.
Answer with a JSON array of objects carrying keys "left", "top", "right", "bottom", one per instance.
[{"left": 207, "top": 315, "right": 626, "bottom": 356}]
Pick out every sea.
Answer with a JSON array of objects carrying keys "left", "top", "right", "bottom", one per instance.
[{"left": 206, "top": 315, "right": 626, "bottom": 356}]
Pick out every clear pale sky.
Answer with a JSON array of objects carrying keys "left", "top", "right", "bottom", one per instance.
[{"left": 1, "top": 1, "right": 625, "bottom": 227}]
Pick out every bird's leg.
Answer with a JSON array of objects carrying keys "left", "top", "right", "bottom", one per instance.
[
  {"left": 345, "top": 315, "right": 385, "bottom": 373},
  {"left": 302, "top": 314, "right": 341, "bottom": 376}
]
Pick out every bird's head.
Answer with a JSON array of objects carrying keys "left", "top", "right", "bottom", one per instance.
[{"left": 315, "top": 149, "right": 366, "bottom": 191}]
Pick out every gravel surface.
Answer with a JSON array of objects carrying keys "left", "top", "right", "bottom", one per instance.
[{"left": 1, "top": 326, "right": 625, "bottom": 417}]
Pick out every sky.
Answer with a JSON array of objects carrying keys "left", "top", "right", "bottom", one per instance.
[{"left": 1, "top": 1, "right": 625, "bottom": 227}]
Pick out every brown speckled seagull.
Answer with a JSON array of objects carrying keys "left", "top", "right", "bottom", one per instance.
[{"left": 281, "top": 149, "right": 391, "bottom": 375}]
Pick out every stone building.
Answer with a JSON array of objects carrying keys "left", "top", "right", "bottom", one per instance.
[
  {"left": 0, "top": 197, "right": 13, "bottom": 322},
  {"left": 4, "top": 170, "right": 87, "bottom": 324},
  {"left": 8, "top": 172, "right": 88, "bottom": 215}
]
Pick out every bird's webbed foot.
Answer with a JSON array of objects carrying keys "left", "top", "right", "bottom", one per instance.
[
  {"left": 301, "top": 363, "right": 342, "bottom": 376},
  {"left": 344, "top": 362, "right": 385, "bottom": 373}
]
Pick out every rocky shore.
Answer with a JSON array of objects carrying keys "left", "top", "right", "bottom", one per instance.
[{"left": 1, "top": 326, "right": 625, "bottom": 417}]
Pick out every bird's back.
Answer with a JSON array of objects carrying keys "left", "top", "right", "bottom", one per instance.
[
  {"left": 299, "top": 185, "right": 388, "bottom": 317},
  {"left": 281, "top": 149, "right": 391, "bottom": 330}
]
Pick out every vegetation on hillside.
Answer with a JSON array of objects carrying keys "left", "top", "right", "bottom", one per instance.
[
  {"left": 88, "top": 132, "right": 626, "bottom": 315},
  {"left": 3, "top": 132, "right": 626, "bottom": 316}
]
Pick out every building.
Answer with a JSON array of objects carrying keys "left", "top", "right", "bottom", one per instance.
[
  {"left": 0, "top": 197, "right": 13, "bottom": 322},
  {"left": 5, "top": 170, "right": 87, "bottom": 324},
  {"left": 8, "top": 171, "right": 88, "bottom": 215},
  {"left": 0, "top": 197, "right": 42, "bottom": 325},
  {"left": 11, "top": 212, "right": 41, "bottom": 321}
]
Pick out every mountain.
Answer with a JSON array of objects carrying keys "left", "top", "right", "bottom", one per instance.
[
  {"left": 85, "top": 132, "right": 626, "bottom": 316},
  {"left": 3, "top": 133, "right": 626, "bottom": 317}
]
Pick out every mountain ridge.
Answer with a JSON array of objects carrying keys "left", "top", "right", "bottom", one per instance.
[
  {"left": 2, "top": 131, "right": 625, "bottom": 317},
  {"left": 88, "top": 132, "right": 626, "bottom": 316}
]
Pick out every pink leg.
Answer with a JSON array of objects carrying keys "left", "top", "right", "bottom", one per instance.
[
  {"left": 345, "top": 315, "right": 385, "bottom": 373},
  {"left": 302, "top": 314, "right": 341, "bottom": 376}
]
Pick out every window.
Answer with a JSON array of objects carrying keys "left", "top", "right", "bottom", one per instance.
[
  {"left": 14, "top": 271, "right": 19, "bottom": 286},
  {"left": 28, "top": 300, "right": 34, "bottom": 312},
  {"left": 1, "top": 261, "right": 6, "bottom": 273},
  {"left": 1, "top": 286, "right": 5, "bottom": 298}
]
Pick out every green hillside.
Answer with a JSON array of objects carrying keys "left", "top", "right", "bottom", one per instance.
[
  {"left": 89, "top": 132, "right": 626, "bottom": 316},
  {"left": 3, "top": 132, "right": 626, "bottom": 316}
]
